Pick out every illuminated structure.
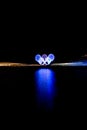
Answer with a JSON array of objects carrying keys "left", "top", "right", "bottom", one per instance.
[{"left": 35, "top": 54, "right": 55, "bottom": 65}]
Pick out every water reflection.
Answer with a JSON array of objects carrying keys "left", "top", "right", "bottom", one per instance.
[{"left": 34, "top": 68, "right": 56, "bottom": 111}]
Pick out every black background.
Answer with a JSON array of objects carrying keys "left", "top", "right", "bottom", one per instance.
[
  {"left": 0, "top": 3, "right": 87, "bottom": 123},
  {"left": 0, "top": 3, "right": 87, "bottom": 63},
  {"left": 0, "top": 46, "right": 86, "bottom": 63}
]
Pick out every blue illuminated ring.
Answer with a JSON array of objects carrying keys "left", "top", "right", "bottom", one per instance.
[{"left": 35, "top": 53, "right": 55, "bottom": 65}]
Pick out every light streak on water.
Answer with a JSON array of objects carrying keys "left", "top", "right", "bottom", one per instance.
[{"left": 34, "top": 68, "right": 56, "bottom": 110}]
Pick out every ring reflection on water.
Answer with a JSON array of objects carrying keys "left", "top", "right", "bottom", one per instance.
[{"left": 34, "top": 68, "right": 57, "bottom": 111}]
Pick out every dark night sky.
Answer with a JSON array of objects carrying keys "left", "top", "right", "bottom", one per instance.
[
  {"left": 0, "top": 4, "right": 86, "bottom": 63},
  {"left": 0, "top": 45, "right": 86, "bottom": 63}
]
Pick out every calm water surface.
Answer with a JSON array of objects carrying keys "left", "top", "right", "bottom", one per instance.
[{"left": 0, "top": 66, "right": 87, "bottom": 115}]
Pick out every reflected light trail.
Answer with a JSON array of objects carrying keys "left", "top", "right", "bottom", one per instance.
[
  {"left": 34, "top": 68, "right": 56, "bottom": 111},
  {"left": 52, "top": 61, "right": 87, "bottom": 66}
]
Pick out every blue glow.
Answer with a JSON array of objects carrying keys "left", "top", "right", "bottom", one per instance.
[
  {"left": 35, "top": 54, "right": 44, "bottom": 65},
  {"left": 69, "top": 61, "right": 87, "bottom": 66},
  {"left": 42, "top": 54, "right": 47, "bottom": 60},
  {"left": 57, "top": 61, "right": 87, "bottom": 66},
  {"left": 35, "top": 53, "right": 55, "bottom": 65},
  {"left": 45, "top": 54, "right": 55, "bottom": 65},
  {"left": 48, "top": 54, "right": 55, "bottom": 61},
  {"left": 35, "top": 54, "right": 41, "bottom": 61},
  {"left": 34, "top": 68, "right": 56, "bottom": 110}
]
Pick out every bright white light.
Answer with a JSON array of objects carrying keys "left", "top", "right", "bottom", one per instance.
[
  {"left": 45, "top": 57, "right": 52, "bottom": 65},
  {"left": 45, "top": 54, "right": 55, "bottom": 65}
]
